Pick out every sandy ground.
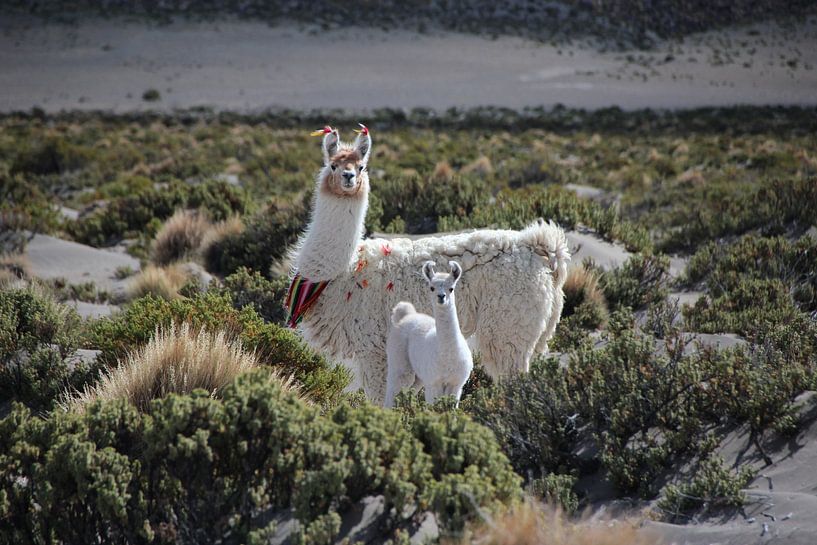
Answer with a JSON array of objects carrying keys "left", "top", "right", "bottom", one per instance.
[
  {"left": 2, "top": 17, "right": 817, "bottom": 112},
  {"left": 25, "top": 233, "right": 139, "bottom": 298}
]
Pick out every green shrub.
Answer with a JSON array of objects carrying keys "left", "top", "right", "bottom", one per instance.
[
  {"left": 684, "top": 235, "right": 817, "bottom": 341},
  {"left": 439, "top": 186, "right": 652, "bottom": 252},
  {"left": 68, "top": 179, "right": 248, "bottom": 247},
  {"left": 660, "top": 178, "right": 817, "bottom": 252},
  {"left": 0, "top": 370, "right": 521, "bottom": 543},
  {"left": 371, "top": 173, "right": 488, "bottom": 233},
  {"left": 529, "top": 473, "right": 579, "bottom": 515},
  {"left": 89, "top": 292, "right": 349, "bottom": 407},
  {"left": 203, "top": 198, "right": 307, "bottom": 278},
  {"left": 464, "top": 356, "right": 579, "bottom": 480},
  {"left": 219, "top": 267, "right": 289, "bottom": 324},
  {"left": 0, "top": 287, "right": 100, "bottom": 410},
  {"left": 597, "top": 253, "right": 670, "bottom": 311},
  {"left": 658, "top": 456, "right": 755, "bottom": 522}
]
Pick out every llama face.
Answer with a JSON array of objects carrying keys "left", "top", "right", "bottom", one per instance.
[
  {"left": 319, "top": 127, "right": 372, "bottom": 198},
  {"left": 422, "top": 260, "right": 463, "bottom": 307}
]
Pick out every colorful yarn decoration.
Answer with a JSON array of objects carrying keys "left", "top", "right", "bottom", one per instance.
[{"left": 285, "top": 273, "right": 330, "bottom": 329}]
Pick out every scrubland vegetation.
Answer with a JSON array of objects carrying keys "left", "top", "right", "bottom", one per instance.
[{"left": 1, "top": 106, "right": 816, "bottom": 542}]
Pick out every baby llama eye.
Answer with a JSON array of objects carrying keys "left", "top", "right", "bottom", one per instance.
[
  {"left": 430, "top": 287, "right": 435, "bottom": 292},
  {"left": 330, "top": 164, "right": 337, "bottom": 171}
]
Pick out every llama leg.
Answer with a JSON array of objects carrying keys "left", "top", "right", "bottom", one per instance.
[
  {"left": 359, "top": 347, "right": 390, "bottom": 406},
  {"left": 477, "top": 326, "right": 542, "bottom": 378},
  {"left": 342, "top": 358, "right": 364, "bottom": 393},
  {"left": 385, "top": 343, "right": 415, "bottom": 408},
  {"left": 424, "top": 383, "right": 442, "bottom": 405},
  {"left": 538, "top": 281, "right": 563, "bottom": 354}
]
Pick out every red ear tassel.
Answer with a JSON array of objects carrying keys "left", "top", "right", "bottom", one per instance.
[
  {"left": 311, "top": 125, "right": 334, "bottom": 136},
  {"left": 355, "top": 123, "right": 369, "bottom": 136}
]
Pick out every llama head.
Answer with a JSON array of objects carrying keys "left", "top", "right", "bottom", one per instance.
[
  {"left": 317, "top": 125, "right": 372, "bottom": 198},
  {"left": 422, "top": 260, "right": 463, "bottom": 307}
]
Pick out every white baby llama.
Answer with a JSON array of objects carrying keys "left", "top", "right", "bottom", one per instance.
[
  {"left": 288, "top": 126, "right": 570, "bottom": 405},
  {"left": 385, "top": 261, "right": 472, "bottom": 408}
]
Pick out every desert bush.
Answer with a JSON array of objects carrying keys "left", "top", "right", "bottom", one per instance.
[
  {"left": 89, "top": 292, "right": 350, "bottom": 407},
  {"left": 684, "top": 235, "right": 817, "bottom": 345},
  {"left": 126, "top": 264, "right": 189, "bottom": 301},
  {"left": 529, "top": 473, "right": 579, "bottom": 515},
  {"left": 0, "top": 370, "right": 521, "bottom": 543},
  {"left": 660, "top": 177, "right": 817, "bottom": 252},
  {"left": 150, "top": 209, "right": 212, "bottom": 265},
  {"left": 0, "top": 287, "right": 100, "bottom": 410},
  {"left": 68, "top": 179, "right": 247, "bottom": 247},
  {"left": 203, "top": 197, "right": 307, "bottom": 278},
  {"left": 464, "top": 356, "right": 580, "bottom": 481},
  {"left": 0, "top": 174, "right": 60, "bottom": 242},
  {"left": 597, "top": 253, "right": 670, "bottom": 311},
  {"left": 219, "top": 266, "right": 289, "bottom": 324},
  {"left": 371, "top": 173, "right": 488, "bottom": 233},
  {"left": 71, "top": 322, "right": 289, "bottom": 411},
  {"left": 658, "top": 456, "right": 755, "bottom": 522},
  {"left": 439, "top": 186, "right": 652, "bottom": 253}
]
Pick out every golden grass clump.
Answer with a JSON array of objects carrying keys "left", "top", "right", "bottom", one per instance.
[
  {"left": 563, "top": 264, "right": 608, "bottom": 328},
  {"left": 461, "top": 155, "right": 494, "bottom": 176},
  {"left": 127, "top": 264, "right": 188, "bottom": 301},
  {"left": 151, "top": 209, "right": 212, "bottom": 266},
  {"left": 432, "top": 161, "right": 455, "bottom": 181},
  {"left": 71, "top": 322, "right": 291, "bottom": 411},
  {"left": 457, "top": 501, "right": 658, "bottom": 545}
]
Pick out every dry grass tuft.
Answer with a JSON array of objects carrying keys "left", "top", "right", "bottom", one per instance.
[
  {"left": 127, "top": 264, "right": 188, "bottom": 301},
  {"left": 563, "top": 265, "right": 608, "bottom": 327},
  {"left": 432, "top": 161, "right": 455, "bottom": 181},
  {"left": 151, "top": 209, "right": 212, "bottom": 266},
  {"left": 70, "top": 322, "right": 293, "bottom": 411},
  {"left": 457, "top": 501, "right": 658, "bottom": 545},
  {"left": 0, "top": 254, "right": 31, "bottom": 288},
  {"left": 461, "top": 155, "right": 494, "bottom": 176}
]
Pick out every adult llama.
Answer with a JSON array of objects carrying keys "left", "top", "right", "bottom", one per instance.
[{"left": 286, "top": 125, "right": 570, "bottom": 404}]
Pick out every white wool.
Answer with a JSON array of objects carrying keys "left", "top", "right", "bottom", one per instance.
[
  {"left": 385, "top": 264, "right": 473, "bottom": 408},
  {"left": 290, "top": 135, "right": 570, "bottom": 405}
]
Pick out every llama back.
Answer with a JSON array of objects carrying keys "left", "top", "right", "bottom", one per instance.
[
  {"left": 391, "top": 301, "right": 416, "bottom": 326},
  {"left": 518, "top": 219, "right": 571, "bottom": 289}
]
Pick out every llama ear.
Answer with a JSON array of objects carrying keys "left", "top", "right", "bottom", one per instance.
[
  {"left": 422, "top": 261, "right": 436, "bottom": 283},
  {"left": 449, "top": 261, "right": 462, "bottom": 283},
  {"left": 353, "top": 124, "right": 372, "bottom": 165},
  {"left": 322, "top": 128, "right": 340, "bottom": 165}
]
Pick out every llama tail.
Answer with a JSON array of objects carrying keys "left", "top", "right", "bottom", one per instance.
[
  {"left": 521, "top": 218, "right": 571, "bottom": 289},
  {"left": 391, "top": 302, "right": 416, "bottom": 326}
]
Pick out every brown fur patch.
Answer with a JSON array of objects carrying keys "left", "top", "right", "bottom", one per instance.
[
  {"left": 330, "top": 149, "right": 361, "bottom": 164},
  {"left": 320, "top": 172, "right": 368, "bottom": 199}
]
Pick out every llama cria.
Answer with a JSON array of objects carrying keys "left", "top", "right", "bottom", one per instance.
[
  {"left": 385, "top": 261, "right": 472, "bottom": 408},
  {"left": 288, "top": 126, "right": 570, "bottom": 405}
]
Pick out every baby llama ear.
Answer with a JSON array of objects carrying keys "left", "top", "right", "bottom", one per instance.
[
  {"left": 353, "top": 123, "right": 372, "bottom": 164},
  {"left": 449, "top": 261, "right": 462, "bottom": 282},
  {"left": 322, "top": 127, "right": 340, "bottom": 165},
  {"left": 422, "top": 261, "right": 436, "bottom": 283}
]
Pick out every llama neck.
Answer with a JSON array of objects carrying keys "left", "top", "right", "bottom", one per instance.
[
  {"left": 432, "top": 296, "right": 464, "bottom": 344},
  {"left": 294, "top": 188, "right": 368, "bottom": 282}
]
